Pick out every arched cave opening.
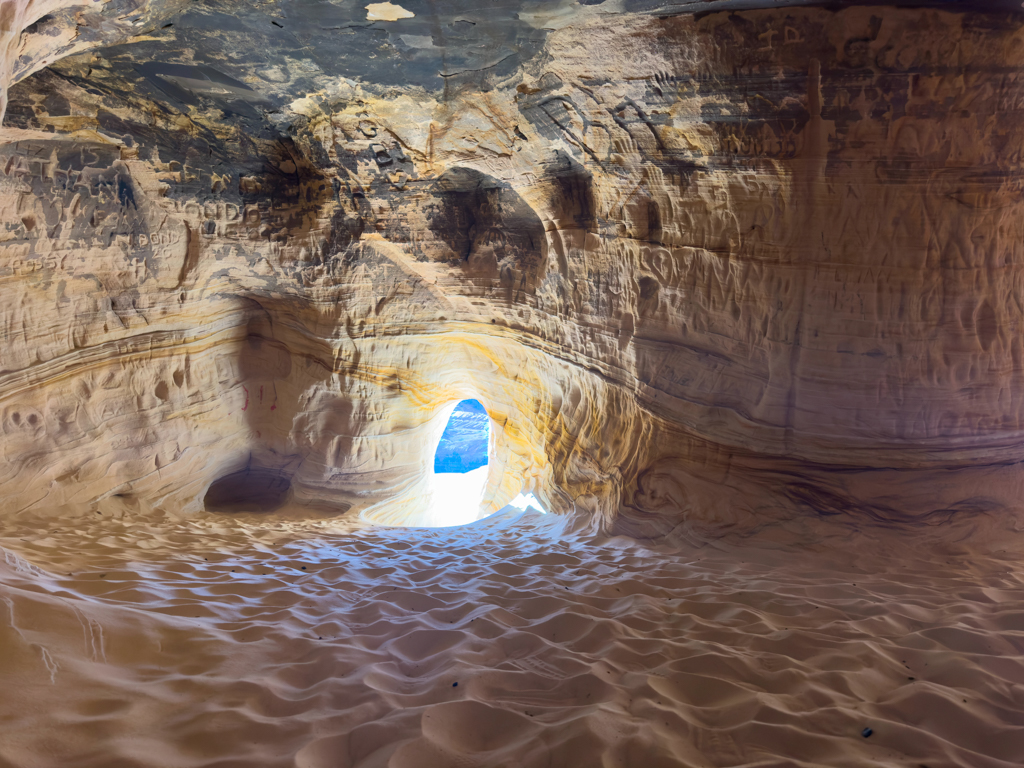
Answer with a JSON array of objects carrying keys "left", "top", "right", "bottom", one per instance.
[
  {"left": 421, "top": 398, "right": 547, "bottom": 527},
  {"left": 434, "top": 398, "right": 490, "bottom": 475},
  {"left": 428, "top": 398, "right": 492, "bottom": 527}
]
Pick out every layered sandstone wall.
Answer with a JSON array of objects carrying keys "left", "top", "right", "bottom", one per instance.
[{"left": 1, "top": 3, "right": 1023, "bottom": 532}]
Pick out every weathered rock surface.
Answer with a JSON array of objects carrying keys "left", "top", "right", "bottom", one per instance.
[{"left": 2, "top": 0, "right": 1024, "bottom": 534}]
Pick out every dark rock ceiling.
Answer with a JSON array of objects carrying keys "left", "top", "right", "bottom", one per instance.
[
  {"left": 8, "top": 0, "right": 1021, "bottom": 170},
  {"left": 11, "top": 0, "right": 1024, "bottom": 128}
]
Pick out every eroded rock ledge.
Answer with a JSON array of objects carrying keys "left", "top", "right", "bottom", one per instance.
[{"left": 2, "top": 1, "right": 1024, "bottom": 534}]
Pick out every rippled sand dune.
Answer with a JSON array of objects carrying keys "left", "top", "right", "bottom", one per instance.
[{"left": 2, "top": 504, "right": 1022, "bottom": 768}]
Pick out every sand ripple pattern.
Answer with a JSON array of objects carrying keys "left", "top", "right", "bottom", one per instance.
[{"left": 1, "top": 508, "right": 1023, "bottom": 768}]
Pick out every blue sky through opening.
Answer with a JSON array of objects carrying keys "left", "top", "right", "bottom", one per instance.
[{"left": 434, "top": 399, "right": 489, "bottom": 473}]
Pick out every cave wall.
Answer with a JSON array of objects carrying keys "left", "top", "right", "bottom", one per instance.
[{"left": 2, "top": 2, "right": 1024, "bottom": 532}]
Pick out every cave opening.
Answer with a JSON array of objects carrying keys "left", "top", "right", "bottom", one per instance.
[
  {"left": 429, "top": 398, "right": 492, "bottom": 527},
  {"left": 422, "top": 398, "right": 548, "bottom": 527}
]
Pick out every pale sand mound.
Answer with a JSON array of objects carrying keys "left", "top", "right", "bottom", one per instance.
[{"left": 1, "top": 504, "right": 1023, "bottom": 768}]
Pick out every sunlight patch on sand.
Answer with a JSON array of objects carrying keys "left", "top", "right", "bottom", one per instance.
[
  {"left": 508, "top": 491, "right": 547, "bottom": 515},
  {"left": 424, "top": 465, "right": 489, "bottom": 527}
]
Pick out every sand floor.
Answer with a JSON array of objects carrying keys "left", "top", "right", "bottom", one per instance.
[{"left": 1, "top": 502, "right": 1023, "bottom": 768}]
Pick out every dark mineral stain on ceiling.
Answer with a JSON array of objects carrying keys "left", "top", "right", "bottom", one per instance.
[
  {"left": 19, "top": 0, "right": 1022, "bottom": 130},
  {"left": 5, "top": 0, "right": 576, "bottom": 151},
  {"left": 9, "top": 0, "right": 1023, "bottom": 112},
  {"left": 6, "top": 0, "right": 1023, "bottom": 166},
  {"left": 82, "top": 0, "right": 555, "bottom": 105}
]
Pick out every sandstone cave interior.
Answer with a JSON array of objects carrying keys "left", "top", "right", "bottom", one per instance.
[{"left": 2, "top": 1, "right": 1024, "bottom": 766}]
